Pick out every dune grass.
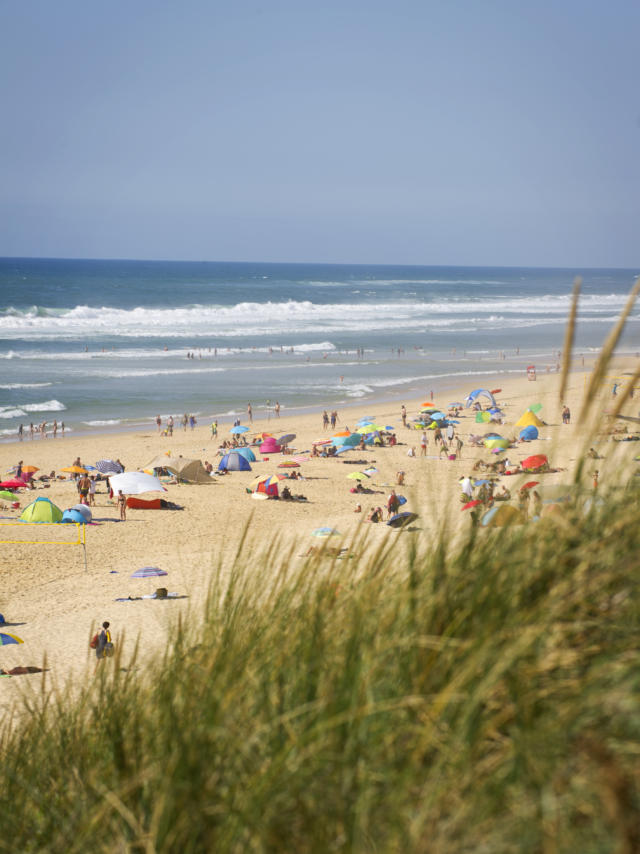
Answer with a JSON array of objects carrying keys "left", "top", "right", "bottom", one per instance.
[{"left": 0, "top": 477, "right": 639, "bottom": 853}]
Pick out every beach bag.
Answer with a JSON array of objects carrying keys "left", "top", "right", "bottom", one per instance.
[
  {"left": 89, "top": 633, "right": 99, "bottom": 649},
  {"left": 155, "top": 587, "right": 168, "bottom": 599},
  {"left": 103, "top": 642, "right": 115, "bottom": 657}
]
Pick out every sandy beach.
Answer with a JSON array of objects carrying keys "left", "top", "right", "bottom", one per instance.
[{"left": 0, "top": 358, "right": 637, "bottom": 718}]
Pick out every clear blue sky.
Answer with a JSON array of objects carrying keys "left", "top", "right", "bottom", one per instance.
[{"left": 1, "top": 0, "right": 638, "bottom": 266}]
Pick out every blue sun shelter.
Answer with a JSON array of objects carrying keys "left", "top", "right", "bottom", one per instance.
[
  {"left": 218, "top": 451, "right": 252, "bottom": 472},
  {"left": 519, "top": 425, "right": 539, "bottom": 441}
]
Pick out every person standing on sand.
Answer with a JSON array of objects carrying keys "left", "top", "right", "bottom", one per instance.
[
  {"left": 156, "top": 414, "right": 162, "bottom": 432},
  {"left": 18, "top": 424, "right": 23, "bottom": 441},
  {"left": 455, "top": 435, "right": 464, "bottom": 459},
  {"left": 95, "top": 621, "right": 113, "bottom": 669},
  {"left": 322, "top": 411, "right": 329, "bottom": 430},
  {"left": 420, "top": 432, "right": 427, "bottom": 456},
  {"left": 29, "top": 423, "right": 34, "bottom": 440},
  {"left": 77, "top": 473, "right": 91, "bottom": 505},
  {"left": 274, "top": 401, "right": 280, "bottom": 418},
  {"left": 401, "top": 405, "right": 407, "bottom": 427},
  {"left": 117, "top": 490, "right": 126, "bottom": 520},
  {"left": 247, "top": 403, "right": 253, "bottom": 423}
]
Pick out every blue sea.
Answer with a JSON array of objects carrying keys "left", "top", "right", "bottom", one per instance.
[{"left": 0, "top": 258, "right": 638, "bottom": 440}]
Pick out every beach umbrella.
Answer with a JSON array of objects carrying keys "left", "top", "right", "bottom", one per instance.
[
  {"left": 332, "top": 431, "right": 351, "bottom": 438},
  {"left": 253, "top": 432, "right": 273, "bottom": 440},
  {"left": 421, "top": 402, "right": 435, "bottom": 408},
  {"left": 312, "top": 439, "right": 331, "bottom": 446},
  {"left": 363, "top": 467, "right": 378, "bottom": 475},
  {"left": 522, "top": 454, "right": 548, "bottom": 472},
  {"left": 95, "top": 459, "right": 123, "bottom": 475},
  {"left": 0, "top": 490, "right": 17, "bottom": 500},
  {"left": 0, "top": 479, "right": 27, "bottom": 489},
  {"left": 346, "top": 471, "right": 369, "bottom": 480},
  {"left": 131, "top": 566, "right": 168, "bottom": 578},
  {"left": 109, "top": 472, "right": 167, "bottom": 495},
  {"left": 461, "top": 499, "right": 482, "bottom": 511},
  {"left": 0, "top": 632, "right": 23, "bottom": 646},
  {"left": 521, "top": 481, "right": 540, "bottom": 491},
  {"left": 61, "top": 465, "right": 89, "bottom": 475},
  {"left": 529, "top": 403, "right": 543, "bottom": 413},
  {"left": 19, "top": 465, "right": 39, "bottom": 474},
  {"left": 387, "top": 512, "right": 418, "bottom": 528},
  {"left": 230, "top": 425, "right": 249, "bottom": 434},
  {"left": 490, "top": 388, "right": 502, "bottom": 395},
  {"left": 485, "top": 438, "right": 510, "bottom": 450},
  {"left": 449, "top": 402, "right": 465, "bottom": 408},
  {"left": 278, "top": 433, "right": 296, "bottom": 445},
  {"left": 356, "top": 416, "right": 375, "bottom": 424},
  {"left": 312, "top": 527, "right": 340, "bottom": 538}
]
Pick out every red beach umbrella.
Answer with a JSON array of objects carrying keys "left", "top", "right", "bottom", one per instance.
[
  {"left": 461, "top": 499, "right": 482, "bottom": 511},
  {"left": 521, "top": 481, "right": 540, "bottom": 490},
  {"left": 0, "top": 479, "right": 27, "bottom": 489},
  {"left": 522, "top": 454, "right": 548, "bottom": 472}
]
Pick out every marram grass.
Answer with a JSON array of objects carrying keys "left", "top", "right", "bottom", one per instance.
[{"left": 1, "top": 486, "right": 639, "bottom": 854}]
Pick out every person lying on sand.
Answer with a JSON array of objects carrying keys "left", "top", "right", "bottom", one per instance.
[{"left": 0, "top": 665, "right": 47, "bottom": 676}]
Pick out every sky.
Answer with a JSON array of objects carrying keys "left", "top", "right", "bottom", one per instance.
[{"left": 1, "top": 0, "right": 638, "bottom": 267}]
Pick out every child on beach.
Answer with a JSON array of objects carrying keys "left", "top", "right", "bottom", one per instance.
[{"left": 117, "top": 490, "right": 126, "bottom": 521}]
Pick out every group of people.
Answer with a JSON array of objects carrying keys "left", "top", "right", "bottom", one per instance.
[
  {"left": 18, "top": 421, "right": 65, "bottom": 441},
  {"left": 322, "top": 410, "right": 340, "bottom": 429}
]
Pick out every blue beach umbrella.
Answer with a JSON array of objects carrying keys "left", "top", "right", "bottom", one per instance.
[
  {"left": 230, "top": 425, "right": 249, "bottom": 434},
  {"left": 0, "top": 632, "right": 23, "bottom": 646}
]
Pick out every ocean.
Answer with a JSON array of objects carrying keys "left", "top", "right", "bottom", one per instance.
[{"left": 0, "top": 258, "right": 638, "bottom": 440}]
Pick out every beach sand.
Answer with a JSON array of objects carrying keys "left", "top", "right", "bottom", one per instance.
[{"left": 0, "top": 358, "right": 637, "bottom": 719}]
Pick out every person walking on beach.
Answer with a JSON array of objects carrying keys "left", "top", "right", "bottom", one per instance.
[
  {"left": 322, "top": 411, "right": 329, "bottom": 430},
  {"left": 401, "top": 405, "right": 407, "bottom": 427},
  {"left": 52, "top": 420, "right": 58, "bottom": 438},
  {"left": 88, "top": 475, "right": 96, "bottom": 506},
  {"left": 274, "top": 401, "right": 280, "bottom": 418},
  {"left": 117, "top": 490, "right": 127, "bottom": 521},
  {"left": 455, "top": 435, "right": 464, "bottom": 459},
  {"left": 167, "top": 415, "right": 174, "bottom": 436},
  {"left": 247, "top": 403, "right": 253, "bottom": 423},
  {"left": 60, "top": 421, "right": 65, "bottom": 437},
  {"left": 94, "top": 621, "right": 113, "bottom": 669},
  {"left": 18, "top": 424, "right": 23, "bottom": 441},
  {"left": 420, "top": 432, "right": 427, "bottom": 456},
  {"left": 155, "top": 414, "right": 162, "bottom": 432},
  {"left": 29, "top": 422, "right": 34, "bottom": 440}
]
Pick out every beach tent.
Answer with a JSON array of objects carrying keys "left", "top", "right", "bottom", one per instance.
[
  {"left": 218, "top": 452, "right": 252, "bottom": 472},
  {"left": 260, "top": 438, "right": 282, "bottom": 454},
  {"left": 164, "top": 458, "right": 214, "bottom": 483},
  {"left": 249, "top": 474, "right": 281, "bottom": 497},
  {"left": 234, "top": 447, "right": 256, "bottom": 463},
  {"left": 62, "top": 508, "right": 88, "bottom": 524},
  {"left": 20, "top": 497, "right": 63, "bottom": 523},
  {"left": 475, "top": 411, "right": 491, "bottom": 423},
  {"left": 144, "top": 454, "right": 174, "bottom": 471},
  {"left": 481, "top": 504, "right": 526, "bottom": 527},
  {"left": 484, "top": 438, "right": 510, "bottom": 450},
  {"left": 465, "top": 389, "right": 498, "bottom": 408},
  {"left": 519, "top": 425, "right": 539, "bottom": 441},
  {"left": 515, "top": 409, "right": 544, "bottom": 428}
]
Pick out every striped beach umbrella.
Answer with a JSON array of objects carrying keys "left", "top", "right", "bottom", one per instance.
[
  {"left": 131, "top": 566, "right": 168, "bottom": 578},
  {"left": 95, "top": 459, "right": 124, "bottom": 475}
]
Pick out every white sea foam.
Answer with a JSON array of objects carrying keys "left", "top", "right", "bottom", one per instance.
[
  {"left": 0, "top": 296, "right": 633, "bottom": 341},
  {"left": 21, "top": 400, "right": 66, "bottom": 413},
  {"left": 82, "top": 419, "right": 122, "bottom": 426},
  {"left": 0, "top": 382, "right": 53, "bottom": 389},
  {"left": 0, "top": 408, "right": 27, "bottom": 419}
]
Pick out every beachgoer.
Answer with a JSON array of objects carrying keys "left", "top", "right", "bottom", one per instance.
[
  {"left": 60, "top": 421, "right": 65, "bottom": 436},
  {"left": 401, "top": 405, "right": 407, "bottom": 427},
  {"left": 461, "top": 476, "right": 473, "bottom": 498},
  {"left": 446, "top": 424, "right": 455, "bottom": 443},
  {"left": 182, "top": 414, "right": 188, "bottom": 431},
  {"left": 420, "top": 432, "right": 427, "bottom": 456},
  {"left": 247, "top": 403, "right": 253, "bottom": 423},
  {"left": 18, "top": 424, "right": 23, "bottom": 441},
  {"left": 354, "top": 503, "right": 362, "bottom": 513},
  {"left": 387, "top": 490, "right": 400, "bottom": 518},
  {"left": 117, "top": 490, "right": 127, "bottom": 520},
  {"left": 274, "top": 401, "right": 280, "bottom": 418},
  {"left": 16, "top": 461, "right": 23, "bottom": 480},
  {"left": 396, "top": 471, "right": 405, "bottom": 485},
  {"left": 189, "top": 414, "right": 196, "bottom": 430},
  {"left": 156, "top": 414, "right": 162, "bottom": 432},
  {"left": 78, "top": 474, "right": 91, "bottom": 505},
  {"left": 88, "top": 475, "right": 97, "bottom": 506},
  {"left": 322, "top": 411, "right": 329, "bottom": 430},
  {"left": 29, "top": 423, "right": 34, "bottom": 440},
  {"left": 592, "top": 470, "right": 599, "bottom": 490},
  {"left": 95, "top": 621, "right": 113, "bottom": 668},
  {"left": 407, "top": 446, "right": 415, "bottom": 457},
  {"left": 532, "top": 491, "right": 542, "bottom": 518},
  {"left": 455, "top": 436, "right": 463, "bottom": 458},
  {"left": 53, "top": 420, "right": 58, "bottom": 438}
]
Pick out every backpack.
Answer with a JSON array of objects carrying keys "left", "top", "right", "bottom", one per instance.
[{"left": 89, "top": 632, "right": 99, "bottom": 649}]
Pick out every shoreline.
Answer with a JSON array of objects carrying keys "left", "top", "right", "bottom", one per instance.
[{"left": 0, "top": 361, "right": 597, "bottom": 448}]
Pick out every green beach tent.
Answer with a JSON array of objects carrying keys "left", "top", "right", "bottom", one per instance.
[{"left": 19, "top": 497, "right": 63, "bottom": 523}]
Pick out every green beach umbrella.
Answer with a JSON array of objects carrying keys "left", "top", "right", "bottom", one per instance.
[{"left": 0, "top": 490, "right": 17, "bottom": 501}]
